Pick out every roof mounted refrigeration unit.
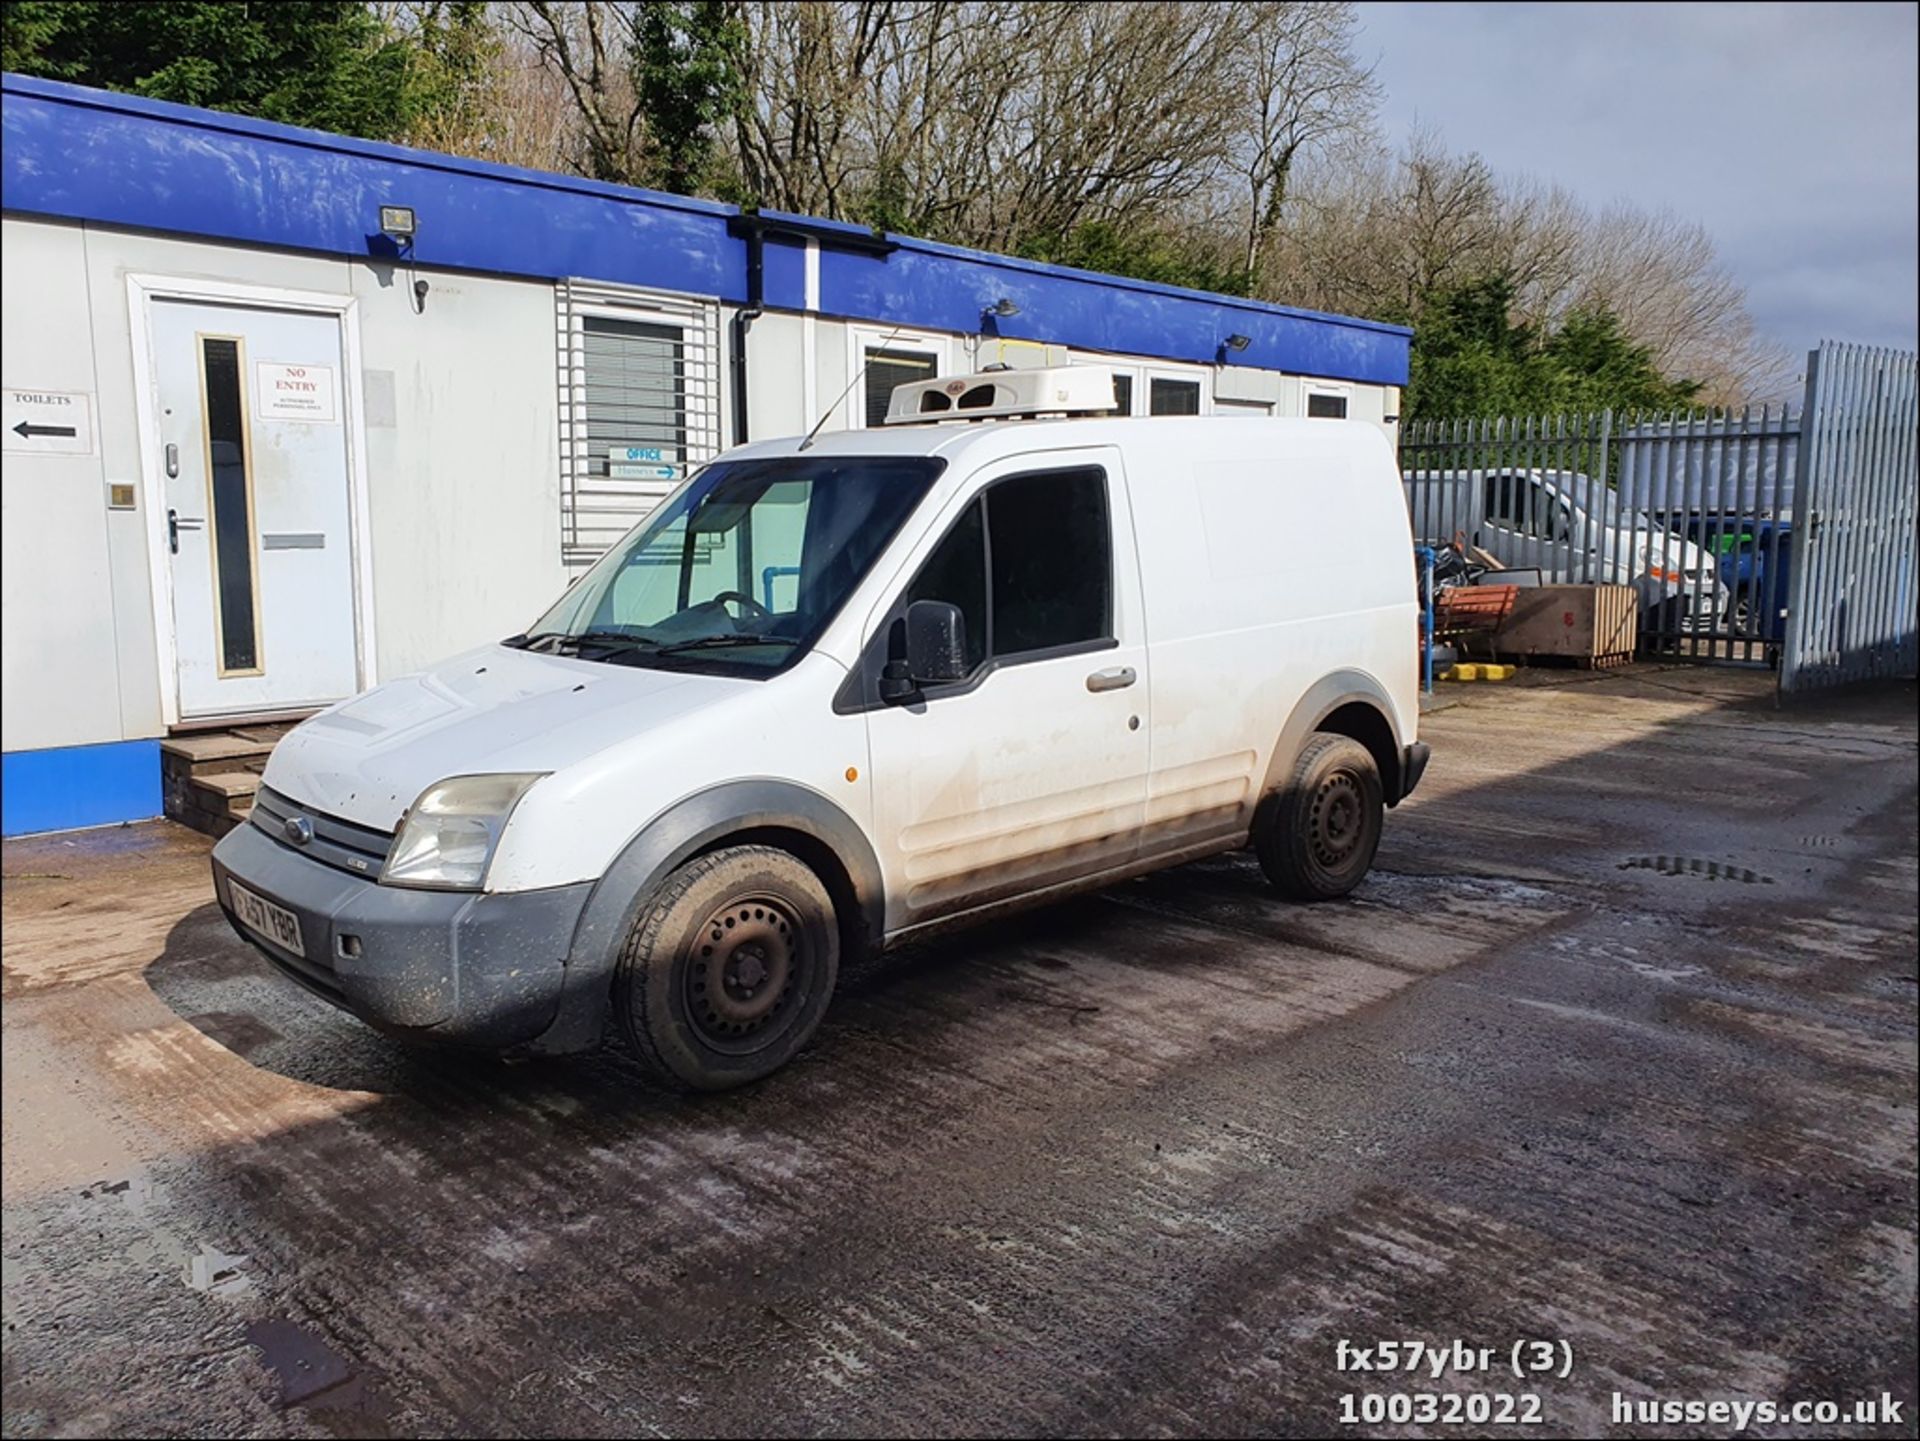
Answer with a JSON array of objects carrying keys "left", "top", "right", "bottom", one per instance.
[{"left": 885, "top": 365, "right": 1119, "bottom": 425}]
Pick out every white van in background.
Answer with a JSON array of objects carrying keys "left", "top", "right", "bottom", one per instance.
[
  {"left": 211, "top": 367, "right": 1427, "bottom": 1090},
  {"left": 1405, "top": 468, "right": 1727, "bottom": 628}
]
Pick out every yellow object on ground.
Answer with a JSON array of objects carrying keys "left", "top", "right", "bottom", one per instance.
[{"left": 1443, "top": 663, "right": 1517, "bottom": 682}]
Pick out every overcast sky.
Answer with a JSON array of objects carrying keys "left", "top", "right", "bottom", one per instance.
[{"left": 1355, "top": 1, "right": 1919, "bottom": 364}]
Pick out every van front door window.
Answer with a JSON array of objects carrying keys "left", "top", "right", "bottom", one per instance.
[{"left": 898, "top": 466, "right": 1114, "bottom": 689}]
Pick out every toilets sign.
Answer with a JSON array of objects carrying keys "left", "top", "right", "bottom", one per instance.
[
  {"left": 256, "top": 362, "right": 339, "bottom": 422},
  {"left": 3, "top": 387, "right": 94, "bottom": 455}
]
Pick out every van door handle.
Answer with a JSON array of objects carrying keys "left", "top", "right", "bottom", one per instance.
[
  {"left": 1086, "top": 665, "right": 1137, "bottom": 693},
  {"left": 167, "top": 508, "right": 204, "bottom": 553}
]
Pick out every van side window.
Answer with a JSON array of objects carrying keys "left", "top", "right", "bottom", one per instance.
[
  {"left": 897, "top": 467, "right": 1113, "bottom": 683},
  {"left": 1483, "top": 474, "right": 1529, "bottom": 531},
  {"left": 986, "top": 468, "right": 1111, "bottom": 656},
  {"left": 1484, "top": 475, "right": 1573, "bottom": 542},
  {"left": 904, "top": 499, "right": 988, "bottom": 673}
]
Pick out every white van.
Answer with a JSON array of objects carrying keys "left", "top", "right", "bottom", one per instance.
[
  {"left": 212, "top": 367, "right": 1427, "bottom": 1089},
  {"left": 1404, "top": 468, "right": 1726, "bottom": 628}
]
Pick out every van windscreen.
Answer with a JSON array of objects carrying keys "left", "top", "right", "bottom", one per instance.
[{"left": 513, "top": 455, "right": 945, "bottom": 676}]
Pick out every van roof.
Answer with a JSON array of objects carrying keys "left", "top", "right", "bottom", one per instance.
[{"left": 727, "top": 415, "right": 1395, "bottom": 469}]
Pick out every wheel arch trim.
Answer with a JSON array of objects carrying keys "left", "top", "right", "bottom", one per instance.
[
  {"left": 1262, "top": 670, "right": 1407, "bottom": 806},
  {"left": 534, "top": 779, "right": 883, "bottom": 1052}
]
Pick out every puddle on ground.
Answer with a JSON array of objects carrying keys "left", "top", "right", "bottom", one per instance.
[
  {"left": 1619, "top": 856, "right": 1775, "bottom": 885},
  {"left": 245, "top": 1318, "right": 394, "bottom": 1434}
]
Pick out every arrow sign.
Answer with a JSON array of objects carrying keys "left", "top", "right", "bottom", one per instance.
[{"left": 4, "top": 389, "right": 94, "bottom": 454}]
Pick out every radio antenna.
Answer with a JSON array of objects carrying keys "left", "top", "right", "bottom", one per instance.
[{"left": 799, "top": 325, "right": 910, "bottom": 451}]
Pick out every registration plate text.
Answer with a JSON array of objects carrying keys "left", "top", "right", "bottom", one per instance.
[{"left": 229, "top": 880, "right": 305, "bottom": 958}]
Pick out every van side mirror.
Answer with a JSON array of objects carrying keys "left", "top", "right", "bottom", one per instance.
[{"left": 880, "top": 600, "right": 970, "bottom": 702}]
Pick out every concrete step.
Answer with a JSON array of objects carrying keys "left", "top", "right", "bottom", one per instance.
[
  {"left": 189, "top": 770, "right": 263, "bottom": 804},
  {"left": 163, "top": 723, "right": 298, "bottom": 838},
  {"left": 160, "top": 732, "right": 280, "bottom": 778},
  {"left": 170, "top": 764, "right": 265, "bottom": 839}
]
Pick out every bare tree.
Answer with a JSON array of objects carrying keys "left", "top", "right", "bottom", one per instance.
[
  {"left": 401, "top": 24, "right": 584, "bottom": 174},
  {"left": 1231, "top": 1, "right": 1379, "bottom": 283},
  {"left": 401, "top": 4, "right": 1786, "bottom": 403},
  {"left": 508, "top": 1, "right": 648, "bottom": 183},
  {"left": 1570, "top": 206, "right": 1793, "bottom": 402}
]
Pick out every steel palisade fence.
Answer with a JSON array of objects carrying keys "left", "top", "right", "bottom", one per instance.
[{"left": 1398, "top": 349, "right": 1920, "bottom": 686}]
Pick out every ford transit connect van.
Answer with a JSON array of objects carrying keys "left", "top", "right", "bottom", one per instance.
[{"left": 212, "top": 367, "right": 1428, "bottom": 1090}]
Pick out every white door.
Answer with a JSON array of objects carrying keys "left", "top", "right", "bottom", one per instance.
[
  {"left": 864, "top": 450, "right": 1151, "bottom": 933},
  {"left": 150, "top": 299, "right": 359, "bottom": 718}
]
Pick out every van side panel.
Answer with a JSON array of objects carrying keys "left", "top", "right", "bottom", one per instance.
[{"left": 1127, "top": 422, "right": 1417, "bottom": 856}]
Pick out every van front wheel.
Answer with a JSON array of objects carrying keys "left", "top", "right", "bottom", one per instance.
[
  {"left": 613, "top": 845, "right": 840, "bottom": 1091},
  {"left": 1256, "top": 733, "right": 1384, "bottom": 901}
]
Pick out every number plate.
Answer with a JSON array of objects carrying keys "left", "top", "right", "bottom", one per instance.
[{"left": 228, "top": 879, "right": 305, "bottom": 958}]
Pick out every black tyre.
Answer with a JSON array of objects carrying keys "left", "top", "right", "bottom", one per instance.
[
  {"left": 1256, "top": 733, "right": 1384, "bottom": 902},
  {"left": 613, "top": 845, "right": 839, "bottom": 1091}
]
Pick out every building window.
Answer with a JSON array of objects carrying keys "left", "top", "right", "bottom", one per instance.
[
  {"left": 1149, "top": 377, "right": 1202, "bottom": 416},
  {"left": 1111, "top": 372, "right": 1134, "bottom": 416},
  {"left": 557, "top": 281, "right": 721, "bottom": 564},
  {"left": 584, "top": 314, "right": 685, "bottom": 471},
  {"left": 864, "top": 347, "right": 939, "bottom": 427},
  {"left": 1306, "top": 391, "right": 1349, "bottom": 419}
]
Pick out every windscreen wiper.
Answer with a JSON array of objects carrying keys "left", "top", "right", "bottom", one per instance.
[
  {"left": 651, "top": 633, "right": 795, "bottom": 656},
  {"left": 510, "top": 630, "right": 663, "bottom": 656}
]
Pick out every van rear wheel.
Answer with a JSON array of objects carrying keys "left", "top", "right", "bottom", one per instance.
[
  {"left": 613, "top": 845, "right": 839, "bottom": 1091},
  {"left": 1256, "top": 733, "right": 1384, "bottom": 901}
]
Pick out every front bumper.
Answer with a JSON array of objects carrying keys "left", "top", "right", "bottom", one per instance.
[{"left": 210, "top": 818, "right": 592, "bottom": 1051}]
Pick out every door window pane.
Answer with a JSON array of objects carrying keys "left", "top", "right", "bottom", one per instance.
[
  {"left": 904, "top": 499, "right": 987, "bottom": 673},
  {"left": 986, "top": 468, "right": 1111, "bottom": 655},
  {"left": 1306, "top": 392, "right": 1349, "bottom": 418},
  {"left": 201, "top": 337, "right": 258, "bottom": 673},
  {"left": 1149, "top": 377, "right": 1201, "bottom": 415},
  {"left": 865, "top": 347, "right": 937, "bottom": 427}
]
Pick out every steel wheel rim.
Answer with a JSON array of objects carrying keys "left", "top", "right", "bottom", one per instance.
[
  {"left": 684, "top": 892, "right": 805, "bottom": 1053},
  {"left": 1309, "top": 771, "right": 1367, "bottom": 869}
]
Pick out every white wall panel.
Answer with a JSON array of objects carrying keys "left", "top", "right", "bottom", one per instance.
[{"left": 1, "top": 218, "right": 121, "bottom": 751}]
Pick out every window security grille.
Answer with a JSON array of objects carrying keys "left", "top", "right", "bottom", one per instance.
[{"left": 556, "top": 279, "right": 721, "bottom": 564}]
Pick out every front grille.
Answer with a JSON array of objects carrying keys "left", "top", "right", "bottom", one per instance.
[{"left": 251, "top": 786, "right": 394, "bottom": 879}]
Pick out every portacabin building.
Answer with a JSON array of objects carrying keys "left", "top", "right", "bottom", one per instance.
[{"left": 0, "top": 73, "right": 1412, "bottom": 836}]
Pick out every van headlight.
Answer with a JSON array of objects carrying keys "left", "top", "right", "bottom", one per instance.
[
  {"left": 380, "top": 774, "right": 545, "bottom": 890},
  {"left": 1637, "top": 547, "right": 1684, "bottom": 586}
]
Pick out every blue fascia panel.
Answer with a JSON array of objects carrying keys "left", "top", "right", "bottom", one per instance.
[
  {"left": 2, "top": 75, "right": 745, "bottom": 302},
  {"left": 2, "top": 739, "right": 162, "bottom": 836},
  {"left": 819, "top": 241, "right": 1411, "bottom": 386},
  {"left": 1, "top": 73, "right": 1410, "bottom": 385},
  {"left": 760, "top": 234, "right": 809, "bottom": 312}
]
